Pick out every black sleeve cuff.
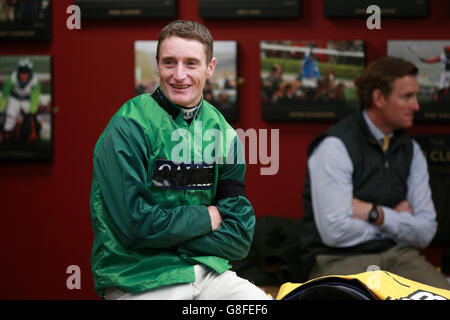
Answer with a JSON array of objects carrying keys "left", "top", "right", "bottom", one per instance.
[{"left": 216, "top": 179, "right": 245, "bottom": 201}]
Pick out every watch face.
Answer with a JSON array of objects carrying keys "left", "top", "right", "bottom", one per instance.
[{"left": 369, "top": 207, "right": 379, "bottom": 223}]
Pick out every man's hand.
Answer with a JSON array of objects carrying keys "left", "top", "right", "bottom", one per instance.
[
  {"left": 208, "top": 206, "right": 222, "bottom": 231},
  {"left": 394, "top": 200, "right": 413, "bottom": 214}
]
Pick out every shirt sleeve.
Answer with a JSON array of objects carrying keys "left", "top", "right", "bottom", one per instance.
[
  {"left": 176, "top": 136, "right": 255, "bottom": 261},
  {"left": 308, "top": 136, "right": 380, "bottom": 247},
  {"left": 0, "top": 75, "right": 13, "bottom": 111},
  {"left": 93, "top": 116, "right": 212, "bottom": 249},
  {"left": 378, "top": 140, "right": 437, "bottom": 248},
  {"left": 29, "top": 81, "right": 41, "bottom": 114}
]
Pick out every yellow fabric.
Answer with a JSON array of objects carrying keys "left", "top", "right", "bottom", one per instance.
[
  {"left": 382, "top": 135, "right": 391, "bottom": 152},
  {"left": 277, "top": 271, "right": 450, "bottom": 300}
]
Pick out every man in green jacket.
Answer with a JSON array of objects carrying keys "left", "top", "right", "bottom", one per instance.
[{"left": 90, "top": 20, "right": 269, "bottom": 300}]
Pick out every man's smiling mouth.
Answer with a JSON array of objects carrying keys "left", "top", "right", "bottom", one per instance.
[{"left": 171, "top": 84, "right": 191, "bottom": 89}]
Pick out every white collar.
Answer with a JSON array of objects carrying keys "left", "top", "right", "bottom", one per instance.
[{"left": 362, "top": 110, "right": 393, "bottom": 141}]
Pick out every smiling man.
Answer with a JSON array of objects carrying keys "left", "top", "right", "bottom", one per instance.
[
  {"left": 156, "top": 31, "right": 216, "bottom": 109},
  {"left": 299, "top": 57, "right": 450, "bottom": 290},
  {"left": 89, "top": 20, "right": 270, "bottom": 300}
]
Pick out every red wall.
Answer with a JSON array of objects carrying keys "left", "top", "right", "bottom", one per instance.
[{"left": 0, "top": 0, "right": 449, "bottom": 299}]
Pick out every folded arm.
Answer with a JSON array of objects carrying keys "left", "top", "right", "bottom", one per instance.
[
  {"left": 93, "top": 116, "right": 212, "bottom": 249},
  {"left": 308, "top": 137, "right": 379, "bottom": 247},
  {"left": 176, "top": 137, "right": 255, "bottom": 261},
  {"left": 309, "top": 137, "right": 437, "bottom": 249},
  {"left": 377, "top": 141, "right": 437, "bottom": 248}
]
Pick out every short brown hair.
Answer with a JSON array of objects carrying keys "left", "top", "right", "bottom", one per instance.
[
  {"left": 357, "top": 57, "right": 418, "bottom": 109},
  {"left": 156, "top": 20, "right": 214, "bottom": 63}
]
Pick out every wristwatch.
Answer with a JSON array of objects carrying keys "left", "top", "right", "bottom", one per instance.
[{"left": 368, "top": 204, "right": 379, "bottom": 224}]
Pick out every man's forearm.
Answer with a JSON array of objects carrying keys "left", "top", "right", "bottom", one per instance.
[
  {"left": 176, "top": 196, "right": 254, "bottom": 261},
  {"left": 352, "top": 198, "right": 384, "bottom": 226}
]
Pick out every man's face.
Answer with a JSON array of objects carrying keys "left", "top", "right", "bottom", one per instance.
[
  {"left": 378, "top": 75, "right": 420, "bottom": 131},
  {"left": 18, "top": 72, "right": 30, "bottom": 84},
  {"left": 156, "top": 36, "right": 216, "bottom": 108}
]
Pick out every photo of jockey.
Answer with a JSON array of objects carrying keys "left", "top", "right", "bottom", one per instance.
[
  {"left": 0, "top": 55, "right": 52, "bottom": 160},
  {"left": 0, "top": 58, "right": 41, "bottom": 144}
]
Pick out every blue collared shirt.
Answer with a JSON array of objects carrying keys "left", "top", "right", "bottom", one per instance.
[{"left": 308, "top": 111, "right": 437, "bottom": 249}]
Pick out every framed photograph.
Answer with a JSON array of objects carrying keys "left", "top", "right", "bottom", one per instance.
[
  {"left": 0, "top": 55, "right": 53, "bottom": 161},
  {"left": 0, "top": 0, "right": 51, "bottom": 41},
  {"left": 388, "top": 40, "right": 450, "bottom": 123},
  {"left": 135, "top": 40, "right": 239, "bottom": 122},
  {"left": 199, "top": 0, "right": 301, "bottom": 19},
  {"left": 75, "top": 0, "right": 177, "bottom": 20},
  {"left": 413, "top": 134, "right": 450, "bottom": 244},
  {"left": 323, "top": 0, "right": 429, "bottom": 18},
  {"left": 261, "top": 40, "right": 365, "bottom": 122}
]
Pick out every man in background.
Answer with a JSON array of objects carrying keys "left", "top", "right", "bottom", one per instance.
[{"left": 300, "top": 56, "right": 450, "bottom": 290}]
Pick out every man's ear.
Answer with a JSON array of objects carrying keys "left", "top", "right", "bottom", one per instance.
[
  {"left": 372, "top": 88, "right": 386, "bottom": 109},
  {"left": 206, "top": 57, "right": 217, "bottom": 78}
]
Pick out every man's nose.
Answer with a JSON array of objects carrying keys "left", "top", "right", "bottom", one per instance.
[{"left": 174, "top": 62, "right": 186, "bottom": 80}]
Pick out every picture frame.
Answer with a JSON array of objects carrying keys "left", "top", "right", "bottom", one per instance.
[
  {"left": 261, "top": 40, "right": 365, "bottom": 122},
  {"left": 0, "top": 0, "right": 51, "bottom": 41},
  {"left": 134, "top": 40, "right": 239, "bottom": 122},
  {"left": 413, "top": 134, "right": 450, "bottom": 244},
  {"left": 323, "top": 0, "right": 429, "bottom": 19},
  {"left": 388, "top": 40, "right": 450, "bottom": 123},
  {"left": 0, "top": 55, "right": 53, "bottom": 161},
  {"left": 199, "top": 0, "right": 302, "bottom": 19},
  {"left": 75, "top": 0, "right": 177, "bottom": 20}
]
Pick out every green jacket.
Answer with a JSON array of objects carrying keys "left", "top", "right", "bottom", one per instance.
[{"left": 90, "top": 89, "right": 255, "bottom": 297}]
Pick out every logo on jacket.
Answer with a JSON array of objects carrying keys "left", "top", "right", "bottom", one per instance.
[{"left": 152, "top": 159, "right": 214, "bottom": 190}]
